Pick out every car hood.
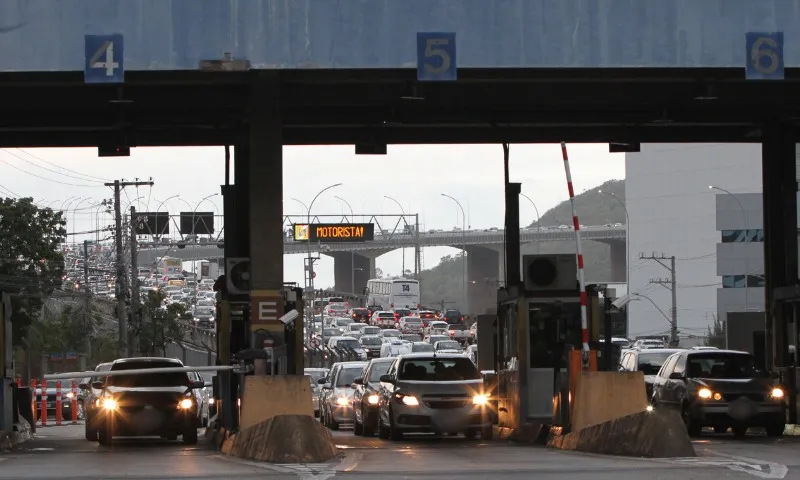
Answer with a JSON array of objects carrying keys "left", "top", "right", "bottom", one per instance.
[
  {"left": 644, "top": 375, "right": 656, "bottom": 384},
  {"left": 689, "top": 377, "right": 774, "bottom": 393},
  {"left": 332, "top": 387, "right": 355, "bottom": 399}
]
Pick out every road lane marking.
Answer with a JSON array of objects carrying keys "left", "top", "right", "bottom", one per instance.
[{"left": 666, "top": 454, "right": 787, "bottom": 479}]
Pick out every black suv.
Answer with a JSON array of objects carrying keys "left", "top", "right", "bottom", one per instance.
[
  {"left": 443, "top": 309, "right": 464, "bottom": 324},
  {"left": 92, "top": 357, "right": 205, "bottom": 445}
]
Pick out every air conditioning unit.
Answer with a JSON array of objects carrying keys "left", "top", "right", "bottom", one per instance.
[
  {"left": 522, "top": 254, "right": 578, "bottom": 292},
  {"left": 226, "top": 257, "right": 251, "bottom": 295}
]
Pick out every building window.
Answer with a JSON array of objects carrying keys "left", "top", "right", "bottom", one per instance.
[
  {"left": 721, "top": 229, "right": 763, "bottom": 243},
  {"left": 722, "top": 274, "right": 764, "bottom": 288}
]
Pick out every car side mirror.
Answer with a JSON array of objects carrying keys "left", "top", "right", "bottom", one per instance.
[
  {"left": 317, "top": 378, "right": 327, "bottom": 385},
  {"left": 668, "top": 372, "right": 684, "bottom": 380},
  {"left": 379, "top": 374, "right": 395, "bottom": 383},
  {"left": 353, "top": 377, "right": 364, "bottom": 385},
  {"left": 191, "top": 380, "right": 205, "bottom": 389},
  {"left": 91, "top": 381, "right": 103, "bottom": 390},
  {"left": 78, "top": 382, "right": 89, "bottom": 390},
  {"left": 204, "top": 381, "right": 213, "bottom": 388}
]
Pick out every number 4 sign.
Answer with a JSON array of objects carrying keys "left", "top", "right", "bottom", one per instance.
[{"left": 84, "top": 34, "right": 125, "bottom": 84}]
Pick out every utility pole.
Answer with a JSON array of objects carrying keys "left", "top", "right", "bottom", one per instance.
[
  {"left": 129, "top": 206, "right": 140, "bottom": 356},
  {"left": 641, "top": 253, "right": 678, "bottom": 346},
  {"left": 83, "top": 240, "right": 91, "bottom": 358},
  {"left": 105, "top": 178, "right": 154, "bottom": 358}
]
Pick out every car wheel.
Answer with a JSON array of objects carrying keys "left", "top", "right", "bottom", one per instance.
[
  {"left": 732, "top": 425, "right": 748, "bottom": 437},
  {"left": 166, "top": 434, "right": 178, "bottom": 441},
  {"left": 766, "top": 420, "right": 785, "bottom": 437},
  {"left": 183, "top": 428, "right": 198, "bottom": 445},
  {"left": 98, "top": 422, "right": 113, "bottom": 446},
  {"left": 329, "top": 417, "right": 340, "bottom": 430},
  {"left": 713, "top": 426, "right": 728, "bottom": 434},
  {"left": 378, "top": 411, "right": 390, "bottom": 439},
  {"left": 84, "top": 418, "right": 97, "bottom": 442},
  {"left": 353, "top": 416, "right": 363, "bottom": 436},
  {"left": 681, "top": 404, "right": 701, "bottom": 437},
  {"left": 464, "top": 429, "right": 477, "bottom": 440},
  {"left": 481, "top": 424, "right": 493, "bottom": 440},
  {"left": 362, "top": 408, "right": 376, "bottom": 437},
  {"left": 388, "top": 408, "right": 403, "bottom": 441}
]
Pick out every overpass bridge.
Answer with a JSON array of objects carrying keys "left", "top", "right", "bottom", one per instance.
[{"left": 137, "top": 224, "right": 627, "bottom": 313}]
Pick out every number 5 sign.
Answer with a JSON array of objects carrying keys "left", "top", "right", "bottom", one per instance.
[
  {"left": 417, "top": 32, "right": 457, "bottom": 81},
  {"left": 745, "top": 32, "right": 784, "bottom": 80},
  {"left": 84, "top": 34, "right": 125, "bottom": 84}
]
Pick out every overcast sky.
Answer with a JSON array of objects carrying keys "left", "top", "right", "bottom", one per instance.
[{"left": 0, "top": 144, "right": 625, "bottom": 287}]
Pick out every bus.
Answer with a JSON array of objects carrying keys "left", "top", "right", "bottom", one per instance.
[{"left": 366, "top": 278, "right": 420, "bottom": 311}]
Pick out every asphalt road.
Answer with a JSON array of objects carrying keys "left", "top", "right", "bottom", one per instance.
[{"left": 1, "top": 422, "right": 796, "bottom": 479}]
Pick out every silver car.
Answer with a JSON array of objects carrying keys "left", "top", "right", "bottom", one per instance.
[
  {"left": 305, "top": 368, "right": 328, "bottom": 417},
  {"left": 320, "top": 361, "right": 368, "bottom": 430},
  {"left": 376, "top": 353, "right": 492, "bottom": 440}
]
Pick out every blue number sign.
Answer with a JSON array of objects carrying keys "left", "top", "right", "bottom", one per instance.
[
  {"left": 417, "top": 32, "right": 457, "bottom": 81},
  {"left": 84, "top": 34, "right": 125, "bottom": 84},
  {"left": 745, "top": 32, "right": 784, "bottom": 80}
]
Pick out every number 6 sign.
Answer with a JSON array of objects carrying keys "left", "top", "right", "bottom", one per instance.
[
  {"left": 745, "top": 32, "right": 784, "bottom": 80},
  {"left": 417, "top": 32, "right": 457, "bottom": 81}
]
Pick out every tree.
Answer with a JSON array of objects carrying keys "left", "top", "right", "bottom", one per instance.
[
  {"left": 374, "top": 267, "right": 384, "bottom": 278},
  {"left": 705, "top": 314, "right": 726, "bottom": 349},
  {"left": 0, "top": 198, "right": 66, "bottom": 346},
  {"left": 138, "top": 290, "right": 187, "bottom": 355}
]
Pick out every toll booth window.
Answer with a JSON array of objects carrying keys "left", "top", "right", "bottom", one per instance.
[{"left": 528, "top": 303, "right": 582, "bottom": 368}]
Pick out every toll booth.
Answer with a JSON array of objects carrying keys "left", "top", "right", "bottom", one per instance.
[{"left": 492, "top": 254, "right": 592, "bottom": 434}]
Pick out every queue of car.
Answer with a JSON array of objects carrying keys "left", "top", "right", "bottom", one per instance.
[{"left": 618, "top": 344, "right": 788, "bottom": 437}]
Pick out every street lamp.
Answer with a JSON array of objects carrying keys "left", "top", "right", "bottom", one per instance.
[
  {"left": 441, "top": 193, "right": 467, "bottom": 312},
  {"left": 193, "top": 193, "right": 219, "bottom": 235},
  {"left": 71, "top": 197, "right": 93, "bottom": 241},
  {"left": 709, "top": 185, "right": 749, "bottom": 313},
  {"left": 385, "top": 196, "right": 408, "bottom": 275},
  {"left": 598, "top": 189, "right": 631, "bottom": 297},
  {"left": 519, "top": 192, "right": 541, "bottom": 254},
  {"left": 334, "top": 195, "right": 358, "bottom": 294},
  {"left": 153, "top": 195, "right": 179, "bottom": 241},
  {"left": 308, "top": 183, "right": 342, "bottom": 351}
]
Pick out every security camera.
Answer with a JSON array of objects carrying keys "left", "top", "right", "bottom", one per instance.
[{"left": 280, "top": 309, "right": 299, "bottom": 325}]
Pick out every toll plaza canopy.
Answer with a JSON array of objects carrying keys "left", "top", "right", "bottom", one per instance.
[{"left": 1, "top": 0, "right": 800, "bottom": 147}]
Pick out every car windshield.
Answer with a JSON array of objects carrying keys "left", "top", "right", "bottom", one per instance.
[
  {"left": 687, "top": 353, "right": 762, "bottom": 379},
  {"left": 349, "top": 323, "right": 367, "bottom": 331},
  {"left": 353, "top": 309, "right": 368, "bottom": 315},
  {"left": 336, "top": 339, "right": 361, "bottom": 350},
  {"left": 436, "top": 341, "right": 461, "bottom": 350},
  {"left": 401, "top": 334, "right": 420, "bottom": 342},
  {"left": 412, "top": 343, "right": 435, "bottom": 353},
  {"left": 403, "top": 318, "right": 422, "bottom": 323},
  {"left": 397, "top": 358, "right": 480, "bottom": 381},
  {"left": 382, "top": 330, "right": 401, "bottom": 337},
  {"left": 107, "top": 371, "right": 190, "bottom": 388},
  {"left": 323, "top": 329, "right": 341, "bottom": 337},
  {"left": 378, "top": 313, "right": 394, "bottom": 318},
  {"left": 337, "top": 367, "right": 364, "bottom": 386},
  {"left": 362, "top": 327, "right": 380, "bottom": 335},
  {"left": 336, "top": 319, "right": 352, "bottom": 326},
  {"left": 306, "top": 370, "right": 326, "bottom": 384},
  {"left": 197, "top": 300, "right": 214, "bottom": 307},
  {"left": 448, "top": 324, "right": 467, "bottom": 330},
  {"left": 360, "top": 336, "right": 383, "bottom": 346},
  {"left": 637, "top": 352, "right": 675, "bottom": 375},
  {"left": 395, "top": 309, "right": 411, "bottom": 316},
  {"left": 368, "top": 362, "right": 392, "bottom": 382}
]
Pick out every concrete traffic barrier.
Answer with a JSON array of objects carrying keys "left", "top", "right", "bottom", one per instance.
[
  {"left": 227, "top": 414, "right": 337, "bottom": 464},
  {"left": 239, "top": 375, "right": 313, "bottom": 430},
  {"left": 548, "top": 408, "right": 696, "bottom": 458},
  {"left": 571, "top": 371, "right": 648, "bottom": 431}
]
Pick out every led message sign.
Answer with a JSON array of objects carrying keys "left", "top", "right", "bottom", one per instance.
[{"left": 293, "top": 223, "right": 374, "bottom": 243}]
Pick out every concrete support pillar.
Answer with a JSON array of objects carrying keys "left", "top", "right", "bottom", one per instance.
[
  {"left": 248, "top": 73, "right": 284, "bottom": 291},
  {"left": 761, "top": 122, "right": 797, "bottom": 375},
  {"left": 328, "top": 251, "right": 375, "bottom": 294},
  {"left": 608, "top": 241, "right": 626, "bottom": 283},
  {"left": 465, "top": 246, "right": 500, "bottom": 315}
]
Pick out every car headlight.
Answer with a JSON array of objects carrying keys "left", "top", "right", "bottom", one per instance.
[
  {"left": 472, "top": 394, "right": 489, "bottom": 406},
  {"left": 208, "top": 397, "right": 215, "bottom": 405},
  {"left": 771, "top": 387, "right": 785, "bottom": 399},
  {"left": 697, "top": 388, "right": 712, "bottom": 399},
  {"left": 336, "top": 397, "right": 349, "bottom": 406},
  {"left": 178, "top": 398, "right": 194, "bottom": 410},
  {"left": 395, "top": 394, "right": 419, "bottom": 406},
  {"left": 101, "top": 398, "right": 117, "bottom": 410},
  {"left": 367, "top": 394, "right": 380, "bottom": 405},
  {"left": 66, "top": 392, "right": 74, "bottom": 399}
]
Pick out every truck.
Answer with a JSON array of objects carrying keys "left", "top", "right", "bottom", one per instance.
[{"left": 198, "top": 260, "right": 220, "bottom": 280}]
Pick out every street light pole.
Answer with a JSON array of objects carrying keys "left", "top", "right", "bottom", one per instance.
[
  {"left": 520, "top": 193, "right": 541, "bottom": 254},
  {"left": 334, "top": 195, "right": 357, "bottom": 294},
  {"left": 710, "top": 185, "right": 749, "bottom": 314},
  {"left": 441, "top": 193, "right": 467, "bottom": 312},
  {"left": 598, "top": 190, "right": 631, "bottom": 294},
  {"left": 385, "top": 196, "right": 407, "bottom": 276},
  {"left": 308, "top": 183, "right": 343, "bottom": 350},
  {"left": 154, "top": 195, "right": 179, "bottom": 241}
]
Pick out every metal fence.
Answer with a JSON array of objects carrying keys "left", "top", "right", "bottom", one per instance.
[{"left": 304, "top": 346, "right": 364, "bottom": 369}]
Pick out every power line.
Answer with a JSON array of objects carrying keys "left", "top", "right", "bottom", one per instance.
[
  {"left": 640, "top": 252, "right": 678, "bottom": 346},
  {"left": 13, "top": 148, "right": 112, "bottom": 183},
  {"left": 1, "top": 149, "right": 105, "bottom": 184},
  {"left": 0, "top": 157, "right": 104, "bottom": 188}
]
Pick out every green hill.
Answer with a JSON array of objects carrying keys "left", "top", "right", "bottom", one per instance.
[{"left": 419, "top": 179, "right": 625, "bottom": 309}]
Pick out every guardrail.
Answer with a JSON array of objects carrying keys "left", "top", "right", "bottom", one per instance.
[{"left": 304, "top": 345, "right": 364, "bottom": 369}]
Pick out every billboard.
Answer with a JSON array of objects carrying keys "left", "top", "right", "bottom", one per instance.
[
  {"left": 133, "top": 212, "right": 169, "bottom": 235},
  {"left": 179, "top": 212, "right": 215, "bottom": 235},
  {"left": 293, "top": 223, "right": 374, "bottom": 243}
]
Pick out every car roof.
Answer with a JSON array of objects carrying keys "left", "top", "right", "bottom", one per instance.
[
  {"left": 369, "top": 357, "right": 396, "bottom": 364},
  {"left": 396, "top": 352, "right": 467, "bottom": 360},
  {"left": 686, "top": 349, "right": 750, "bottom": 356},
  {"left": 333, "top": 361, "right": 368, "bottom": 369},
  {"left": 112, "top": 356, "right": 183, "bottom": 365},
  {"left": 635, "top": 348, "right": 683, "bottom": 355}
]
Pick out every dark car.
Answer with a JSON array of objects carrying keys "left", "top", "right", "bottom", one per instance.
[
  {"left": 92, "top": 357, "right": 205, "bottom": 446},
  {"left": 359, "top": 336, "right": 384, "bottom": 358},
  {"left": 352, "top": 358, "right": 394, "bottom": 436},
  {"left": 651, "top": 349, "right": 786, "bottom": 437},
  {"left": 442, "top": 309, "right": 464, "bottom": 325},
  {"left": 81, "top": 362, "right": 113, "bottom": 441},
  {"left": 618, "top": 348, "right": 683, "bottom": 400},
  {"left": 351, "top": 308, "right": 370, "bottom": 321}
]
